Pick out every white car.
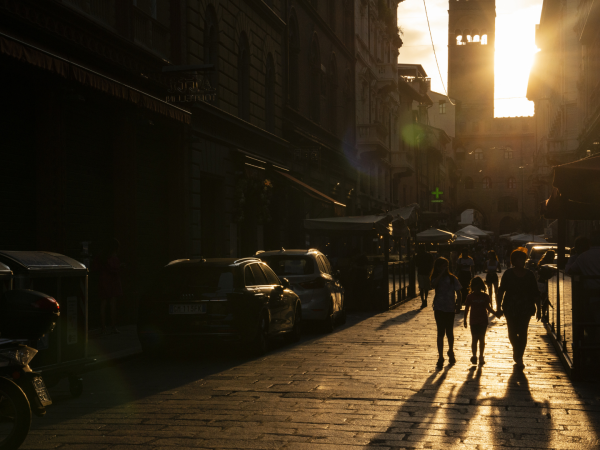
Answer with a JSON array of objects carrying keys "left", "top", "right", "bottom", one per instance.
[{"left": 257, "top": 249, "right": 345, "bottom": 332}]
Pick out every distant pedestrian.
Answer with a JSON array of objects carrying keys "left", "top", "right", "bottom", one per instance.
[
  {"left": 415, "top": 245, "right": 434, "bottom": 308},
  {"left": 464, "top": 277, "right": 497, "bottom": 365},
  {"left": 99, "top": 238, "right": 124, "bottom": 334},
  {"left": 485, "top": 250, "right": 501, "bottom": 309},
  {"left": 456, "top": 248, "right": 474, "bottom": 308},
  {"left": 498, "top": 249, "right": 541, "bottom": 368},
  {"left": 430, "top": 257, "right": 462, "bottom": 368}
]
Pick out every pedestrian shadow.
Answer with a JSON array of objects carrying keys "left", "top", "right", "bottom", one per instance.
[
  {"left": 367, "top": 365, "right": 454, "bottom": 447},
  {"left": 376, "top": 305, "right": 424, "bottom": 331}
]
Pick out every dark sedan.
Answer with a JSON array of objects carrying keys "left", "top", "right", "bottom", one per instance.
[{"left": 137, "top": 257, "right": 302, "bottom": 355}]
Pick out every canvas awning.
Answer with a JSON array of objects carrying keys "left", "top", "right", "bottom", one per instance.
[
  {"left": 277, "top": 171, "right": 345, "bottom": 215},
  {"left": 416, "top": 228, "right": 456, "bottom": 243},
  {"left": 457, "top": 225, "right": 492, "bottom": 238},
  {"left": 304, "top": 214, "right": 392, "bottom": 235},
  {"left": 510, "top": 234, "right": 547, "bottom": 244},
  {"left": 543, "top": 155, "right": 600, "bottom": 220}
]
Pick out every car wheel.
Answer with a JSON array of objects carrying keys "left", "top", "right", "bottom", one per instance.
[
  {"left": 322, "top": 303, "right": 335, "bottom": 333},
  {"left": 253, "top": 315, "right": 269, "bottom": 356},
  {"left": 289, "top": 305, "right": 302, "bottom": 342}
]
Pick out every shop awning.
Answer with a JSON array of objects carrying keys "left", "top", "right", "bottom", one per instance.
[
  {"left": 304, "top": 214, "right": 392, "bottom": 235},
  {"left": 457, "top": 225, "right": 493, "bottom": 238},
  {"left": 0, "top": 31, "right": 191, "bottom": 124},
  {"left": 543, "top": 155, "right": 600, "bottom": 220},
  {"left": 277, "top": 171, "right": 345, "bottom": 210}
]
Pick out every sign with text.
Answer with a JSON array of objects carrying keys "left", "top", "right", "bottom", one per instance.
[{"left": 166, "top": 72, "right": 217, "bottom": 103}]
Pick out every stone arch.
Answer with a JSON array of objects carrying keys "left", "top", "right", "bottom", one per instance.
[{"left": 456, "top": 202, "right": 488, "bottom": 229}]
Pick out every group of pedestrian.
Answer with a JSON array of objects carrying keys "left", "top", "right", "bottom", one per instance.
[{"left": 415, "top": 245, "right": 541, "bottom": 369}]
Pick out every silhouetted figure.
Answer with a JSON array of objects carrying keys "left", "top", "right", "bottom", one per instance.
[
  {"left": 431, "top": 257, "right": 462, "bottom": 368},
  {"left": 485, "top": 250, "right": 501, "bottom": 309},
  {"left": 456, "top": 248, "right": 474, "bottom": 308},
  {"left": 498, "top": 249, "right": 541, "bottom": 368},
  {"left": 414, "top": 245, "right": 434, "bottom": 308},
  {"left": 464, "top": 276, "right": 497, "bottom": 365}
]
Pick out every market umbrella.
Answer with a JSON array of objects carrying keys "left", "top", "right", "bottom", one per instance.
[
  {"left": 454, "top": 234, "right": 478, "bottom": 244},
  {"left": 510, "top": 233, "right": 547, "bottom": 244},
  {"left": 416, "top": 228, "right": 456, "bottom": 243},
  {"left": 457, "top": 225, "right": 491, "bottom": 238}
]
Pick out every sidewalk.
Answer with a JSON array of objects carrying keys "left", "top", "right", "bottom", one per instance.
[{"left": 86, "top": 325, "right": 142, "bottom": 369}]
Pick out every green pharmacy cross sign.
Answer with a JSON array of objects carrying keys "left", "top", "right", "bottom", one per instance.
[{"left": 431, "top": 187, "right": 444, "bottom": 203}]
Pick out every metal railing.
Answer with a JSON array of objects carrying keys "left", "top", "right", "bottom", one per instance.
[{"left": 387, "top": 261, "right": 409, "bottom": 307}]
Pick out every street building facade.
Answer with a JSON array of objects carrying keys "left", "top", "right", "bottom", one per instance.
[{"left": 449, "top": 0, "right": 537, "bottom": 235}]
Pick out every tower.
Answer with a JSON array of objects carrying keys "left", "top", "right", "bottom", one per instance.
[{"left": 448, "top": 0, "right": 496, "bottom": 122}]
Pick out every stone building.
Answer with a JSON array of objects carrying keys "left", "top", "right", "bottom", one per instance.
[
  {"left": 354, "top": 0, "right": 404, "bottom": 214},
  {"left": 449, "top": 0, "right": 537, "bottom": 235}
]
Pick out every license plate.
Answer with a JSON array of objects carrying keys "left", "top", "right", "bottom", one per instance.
[
  {"left": 32, "top": 376, "right": 52, "bottom": 406},
  {"left": 169, "top": 303, "right": 207, "bottom": 314}
]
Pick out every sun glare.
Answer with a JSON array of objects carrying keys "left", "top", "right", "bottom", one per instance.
[{"left": 494, "top": 3, "right": 542, "bottom": 117}]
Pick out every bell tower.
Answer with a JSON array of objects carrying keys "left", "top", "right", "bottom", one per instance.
[{"left": 448, "top": 0, "right": 496, "bottom": 121}]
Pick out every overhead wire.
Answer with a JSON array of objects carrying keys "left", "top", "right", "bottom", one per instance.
[{"left": 422, "top": 0, "right": 455, "bottom": 105}]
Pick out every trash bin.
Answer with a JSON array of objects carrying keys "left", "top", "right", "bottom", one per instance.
[
  {"left": 0, "top": 251, "right": 89, "bottom": 396},
  {"left": 0, "top": 262, "right": 12, "bottom": 293}
]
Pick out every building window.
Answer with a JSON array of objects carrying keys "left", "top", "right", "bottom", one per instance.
[
  {"left": 482, "top": 177, "right": 492, "bottom": 189},
  {"left": 474, "top": 149, "right": 484, "bottom": 160},
  {"left": 498, "top": 196, "right": 518, "bottom": 212},
  {"left": 238, "top": 32, "right": 250, "bottom": 121},
  {"left": 265, "top": 53, "right": 275, "bottom": 132},
  {"left": 288, "top": 13, "right": 300, "bottom": 109},
  {"left": 204, "top": 5, "right": 219, "bottom": 97},
  {"left": 504, "top": 149, "right": 513, "bottom": 159},
  {"left": 481, "top": 32, "right": 488, "bottom": 45},
  {"left": 464, "top": 177, "right": 474, "bottom": 189},
  {"left": 309, "top": 35, "right": 321, "bottom": 123},
  {"left": 507, "top": 177, "right": 516, "bottom": 189},
  {"left": 439, "top": 101, "right": 446, "bottom": 114}
]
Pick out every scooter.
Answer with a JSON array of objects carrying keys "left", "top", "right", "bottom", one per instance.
[{"left": 0, "top": 290, "right": 59, "bottom": 450}]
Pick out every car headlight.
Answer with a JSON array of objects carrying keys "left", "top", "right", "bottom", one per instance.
[{"left": 0, "top": 346, "right": 38, "bottom": 366}]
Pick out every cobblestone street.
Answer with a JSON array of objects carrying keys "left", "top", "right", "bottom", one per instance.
[{"left": 23, "top": 297, "right": 600, "bottom": 449}]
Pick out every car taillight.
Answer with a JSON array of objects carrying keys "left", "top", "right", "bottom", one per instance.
[
  {"left": 300, "top": 278, "right": 327, "bottom": 289},
  {"left": 33, "top": 297, "right": 60, "bottom": 311}
]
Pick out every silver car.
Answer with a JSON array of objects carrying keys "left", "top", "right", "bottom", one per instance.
[{"left": 257, "top": 249, "right": 345, "bottom": 332}]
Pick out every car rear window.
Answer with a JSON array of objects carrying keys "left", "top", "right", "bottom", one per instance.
[
  {"left": 263, "top": 256, "right": 315, "bottom": 276},
  {"left": 161, "top": 266, "right": 234, "bottom": 291}
]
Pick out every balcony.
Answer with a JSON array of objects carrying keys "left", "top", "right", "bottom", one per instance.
[
  {"left": 357, "top": 123, "right": 390, "bottom": 159},
  {"left": 133, "top": 7, "right": 170, "bottom": 60},
  {"left": 391, "top": 152, "right": 414, "bottom": 178}
]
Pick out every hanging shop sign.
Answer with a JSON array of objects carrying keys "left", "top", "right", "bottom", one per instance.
[{"left": 163, "top": 64, "right": 217, "bottom": 103}]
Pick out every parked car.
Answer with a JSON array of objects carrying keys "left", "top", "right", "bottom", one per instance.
[
  {"left": 137, "top": 257, "right": 302, "bottom": 355},
  {"left": 525, "top": 244, "right": 571, "bottom": 271},
  {"left": 257, "top": 249, "right": 345, "bottom": 332}
]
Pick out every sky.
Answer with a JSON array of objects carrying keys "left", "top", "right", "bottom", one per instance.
[{"left": 397, "top": 0, "right": 543, "bottom": 118}]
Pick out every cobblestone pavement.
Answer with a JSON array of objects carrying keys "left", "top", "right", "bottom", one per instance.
[{"left": 22, "top": 296, "right": 600, "bottom": 449}]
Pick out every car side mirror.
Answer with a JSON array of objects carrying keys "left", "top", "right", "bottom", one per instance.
[{"left": 281, "top": 278, "right": 290, "bottom": 289}]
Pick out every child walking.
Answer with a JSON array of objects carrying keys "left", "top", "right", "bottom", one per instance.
[{"left": 464, "top": 277, "right": 496, "bottom": 365}]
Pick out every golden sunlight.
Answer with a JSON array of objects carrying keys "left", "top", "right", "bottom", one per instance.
[{"left": 494, "top": 3, "right": 542, "bottom": 118}]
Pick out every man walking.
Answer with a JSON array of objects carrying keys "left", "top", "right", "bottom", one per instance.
[{"left": 415, "top": 245, "right": 434, "bottom": 308}]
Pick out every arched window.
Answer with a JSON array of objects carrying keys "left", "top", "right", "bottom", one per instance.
[
  {"left": 473, "top": 34, "right": 480, "bottom": 43},
  {"left": 329, "top": 55, "right": 338, "bottom": 133},
  {"left": 504, "top": 147, "right": 513, "bottom": 159},
  {"left": 265, "top": 53, "right": 275, "bottom": 132},
  {"left": 288, "top": 12, "right": 300, "bottom": 109},
  {"left": 204, "top": 5, "right": 219, "bottom": 97},
  {"left": 465, "top": 30, "right": 472, "bottom": 42},
  {"left": 482, "top": 177, "right": 492, "bottom": 189},
  {"left": 507, "top": 177, "right": 516, "bottom": 189},
  {"left": 464, "top": 177, "right": 474, "bottom": 189},
  {"left": 481, "top": 33, "right": 488, "bottom": 45},
  {"left": 474, "top": 148, "right": 484, "bottom": 160},
  {"left": 309, "top": 35, "right": 321, "bottom": 123},
  {"left": 238, "top": 32, "right": 250, "bottom": 121}
]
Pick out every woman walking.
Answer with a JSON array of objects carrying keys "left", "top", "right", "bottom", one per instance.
[
  {"left": 464, "top": 277, "right": 497, "bottom": 365},
  {"left": 431, "top": 257, "right": 463, "bottom": 368},
  {"left": 485, "top": 250, "right": 501, "bottom": 309},
  {"left": 497, "top": 249, "right": 541, "bottom": 368}
]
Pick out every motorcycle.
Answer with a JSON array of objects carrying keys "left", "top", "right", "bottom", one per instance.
[{"left": 0, "top": 290, "right": 60, "bottom": 450}]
